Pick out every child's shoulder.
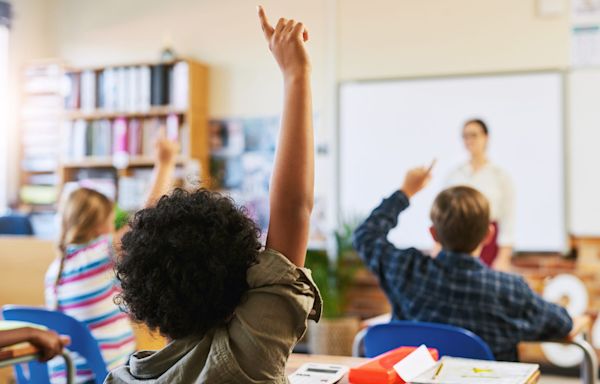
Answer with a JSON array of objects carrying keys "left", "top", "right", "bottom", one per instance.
[
  {"left": 65, "top": 234, "right": 112, "bottom": 258},
  {"left": 67, "top": 234, "right": 110, "bottom": 250}
]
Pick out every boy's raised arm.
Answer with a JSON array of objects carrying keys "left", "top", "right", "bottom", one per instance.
[{"left": 259, "top": 6, "right": 314, "bottom": 267}]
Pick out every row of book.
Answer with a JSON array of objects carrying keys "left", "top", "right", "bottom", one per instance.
[
  {"left": 23, "top": 63, "right": 64, "bottom": 94},
  {"left": 62, "top": 114, "right": 189, "bottom": 161},
  {"left": 64, "top": 61, "right": 189, "bottom": 112},
  {"left": 20, "top": 63, "right": 63, "bottom": 178}
]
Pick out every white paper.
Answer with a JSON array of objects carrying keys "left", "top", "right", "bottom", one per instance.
[
  {"left": 412, "top": 357, "right": 539, "bottom": 384},
  {"left": 571, "top": 25, "right": 600, "bottom": 67},
  {"left": 393, "top": 345, "right": 437, "bottom": 382}
]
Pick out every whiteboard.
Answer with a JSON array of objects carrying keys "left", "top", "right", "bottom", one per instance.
[
  {"left": 340, "top": 73, "right": 565, "bottom": 252},
  {"left": 568, "top": 70, "right": 600, "bottom": 236}
]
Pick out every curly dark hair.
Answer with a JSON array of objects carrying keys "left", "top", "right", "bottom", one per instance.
[{"left": 115, "top": 188, "right": 261, "bottom": 339}]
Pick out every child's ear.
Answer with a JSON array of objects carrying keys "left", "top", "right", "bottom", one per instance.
[
  {"left": 483, "top": 223, "right": 496, "bottom": 246},
  {"left": 429, "top": 226, "right": 439, "bottom": 242}
]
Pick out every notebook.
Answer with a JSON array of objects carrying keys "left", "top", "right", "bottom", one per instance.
[{"left": 411, "top": 357, "right": 540, "bottom": 384}]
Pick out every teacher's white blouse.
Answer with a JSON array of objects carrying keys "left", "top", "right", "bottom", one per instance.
[{"left": 446, "top": 162, "right": 515, "bottom": 246}]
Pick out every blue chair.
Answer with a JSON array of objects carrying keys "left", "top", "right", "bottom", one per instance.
[
  {"left": 353, "top": 320, "right": 495, "bottom": 360},
  {"left": 0, "top": 214, "right": 34, "bottom": 235},
  {"left": 2, "top": 305, "right": 108, "bottom": 384}
]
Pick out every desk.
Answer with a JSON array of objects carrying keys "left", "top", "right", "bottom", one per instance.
[{"left": 286, "top": 354, "right": 541, "bottom": 384}]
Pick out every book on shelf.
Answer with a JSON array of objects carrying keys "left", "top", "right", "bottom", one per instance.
[
  {"left": 171, "top": 61, "right": 189, "bottom": 110},
  {"left": 65, "top": 62, "right": 188, "bottom": 114},
  {"left": 19, "top": 185, "right": 58, "bottom": 205},
  {"left": 128, "top": 118, "right": 143, "bottom": 155},
  {"left": 80, "top": 70, "right": 96, "bottom": 112},
  {"left": 64, "top": 72, "right": 81, "bottom": 110},
  {"left": 151, "top": 64, "right": 169, "bottom": 106},
  {"left": 24, "top": 63, "right": 63, "bottom": 94},
  {"left": 118, "top": 168, "right": 153, "bottom": 211},
  {"left": 26, "top": 173, "right": 59, "bottom": 186},
  {"left": 62, "top": 116, "right": 188, "bottom": 162},
  {"left": 21, "top": 156, "right": 59, "bottom": 173},
  {"left": 20, "top": 62, "right": 64, "bottom": 213}
]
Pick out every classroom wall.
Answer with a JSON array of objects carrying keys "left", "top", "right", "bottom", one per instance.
[
  {"left": 44, "top": 0, "right": 331, "bottom": 119},
  {"left": 10, "top": 0, "right": 570, "bottom": 116},
  {"left": 338, "top": 0, "right": 570, "bottom": 80},
  {"left": 8, "top": 0, "right": 571, "bottom": 217}
]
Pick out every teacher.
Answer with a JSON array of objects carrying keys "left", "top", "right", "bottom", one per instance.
[{"left": 446, "top": 119, "right": 515, "bottom": 270}]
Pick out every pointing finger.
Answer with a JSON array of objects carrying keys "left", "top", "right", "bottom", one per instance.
[{"left": 257, "top": 6, "right": 274, "bottom": 41}]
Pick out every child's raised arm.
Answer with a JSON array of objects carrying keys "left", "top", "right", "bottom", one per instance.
[
  {"left": 144, "top": 128, "right": 179, "bottom": 207},
  {"left": 258, "top": 6, "right": 313, "bottom": 267}
]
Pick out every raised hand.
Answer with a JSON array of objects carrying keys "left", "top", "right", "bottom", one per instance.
[
  {"left": 258, "top": 5, "right": 310, "bottom": 79},
  {"left": 154, "top": 127, "right": 179, "bottom": 166},
  {"left": 401, "top": 160, "right": 436, "bottom": 198},
  {"left": 258, "top": 6, "right": 314, "bottom": 267}
]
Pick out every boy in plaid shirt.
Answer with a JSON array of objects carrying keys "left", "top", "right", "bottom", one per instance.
[{"left": 353, "top": 164, "right": 574, "bottom": 361}]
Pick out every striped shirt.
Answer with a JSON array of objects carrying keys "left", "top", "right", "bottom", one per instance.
[{"left": 45, "top": 235, "right": 135, "bottom": 383}]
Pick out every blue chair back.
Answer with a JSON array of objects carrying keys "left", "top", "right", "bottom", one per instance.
[
  {"left": 2, "top": 305, "right": 108, "bottom": 384},
  {"left": 0, "top": 214, "right": 34, "bottom": 235},
  {"left": 363, "top": 321, "right": 495, "bottom": 360}
]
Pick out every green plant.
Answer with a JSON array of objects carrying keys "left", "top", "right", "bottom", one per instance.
[
  {"left": 305, "top": 219, "right": 362, "bottom": 318},
  {"left": 114, "top": 205, "right": 130, "bottom": 230}
]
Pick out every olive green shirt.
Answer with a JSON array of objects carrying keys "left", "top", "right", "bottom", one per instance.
[{"left": 104, "top": 248, "right": 322, "bottom": 383}]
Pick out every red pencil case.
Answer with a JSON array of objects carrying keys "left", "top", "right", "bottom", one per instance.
[{"left": 348, "top": 346, "right": 439, "bottom": 384}]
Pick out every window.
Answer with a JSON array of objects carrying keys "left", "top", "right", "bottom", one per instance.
[{"left": 0, "top": 1, "right": 10, "bottom": 212}]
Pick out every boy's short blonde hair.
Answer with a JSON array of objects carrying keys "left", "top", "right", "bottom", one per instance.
[{"left": 430, "top": 186, "right": 490, "bottom": 253}]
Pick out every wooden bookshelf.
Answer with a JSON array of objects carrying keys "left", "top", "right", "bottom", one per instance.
[
  {"left": 18, "top": 58, "right": 210, "bottom": 228},
  {"left": 18, "top": 61, "right": 65, "bottom": 216},
  {"left": 63, "top": 107, "right": 187, "bottom": 121},
  {"left": 58, "top": 58, "right": 210, "bottom": 210},
  {"left": 62, "top": 155, "right": 187, "bottom": 169}
]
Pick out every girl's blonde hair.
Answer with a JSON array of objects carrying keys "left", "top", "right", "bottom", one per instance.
[{"left": 54, "top": 187, "right": 114, "bottom": 292}]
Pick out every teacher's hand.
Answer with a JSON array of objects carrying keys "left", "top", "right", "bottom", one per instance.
[{"left": 401, "top": 160, "right": 436, "bottom": 198}]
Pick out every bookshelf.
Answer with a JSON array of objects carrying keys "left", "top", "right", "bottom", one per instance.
[
  {"left": 60, "top": 58, "right": 209, "bottom": 211},
  {"left": 18, "top": 61, "right": 65, "bottom": 216},
  {"left": 19, "top": 58, "right": 210, "bottom": 226}
]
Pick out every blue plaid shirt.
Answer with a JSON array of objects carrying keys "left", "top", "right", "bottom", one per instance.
[{"left": 353, "top": 190, "right": 573, "bottom": 361}]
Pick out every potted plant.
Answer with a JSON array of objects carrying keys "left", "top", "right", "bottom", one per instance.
[{"left": 305, "top": 221, "right": 362, "bottom": 356}]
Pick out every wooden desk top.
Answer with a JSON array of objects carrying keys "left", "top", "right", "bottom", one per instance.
[{"left": 286, "top": 354, "right": 540, "bottom": 384}]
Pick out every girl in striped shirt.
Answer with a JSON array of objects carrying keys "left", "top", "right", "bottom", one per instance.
[{"left": 45, "top": 132, "right": 178, "bottom": 383}]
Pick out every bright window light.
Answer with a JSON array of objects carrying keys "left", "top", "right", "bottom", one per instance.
[{"left": 0, "top": 24, "right": 8, "bottom": 212}]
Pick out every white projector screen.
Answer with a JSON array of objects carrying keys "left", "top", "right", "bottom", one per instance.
[{"left": 340, "top": 73, "right": 565, "bottom": 252}]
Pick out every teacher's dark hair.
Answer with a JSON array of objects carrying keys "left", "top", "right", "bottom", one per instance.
[{"left": 464, "top": 119, "right": 489, "bottom": 136}]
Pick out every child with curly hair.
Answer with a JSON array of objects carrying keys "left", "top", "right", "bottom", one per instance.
[
  {"left": 45, "top": 133, "right": 179, "bottom": 383},
  {"left": 105, "top": 6, "right": 320, "bottom": 383}
]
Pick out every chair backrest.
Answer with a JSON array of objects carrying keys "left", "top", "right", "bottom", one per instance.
[
  {"left": 0, "top": 215, "right": 34, "bottom": 235},
  {"left": 363, "top": 321, "right": 495, "bottom": 360},
  {"left": 2, "top": 305, "right": 109, "bottom": 384}
]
